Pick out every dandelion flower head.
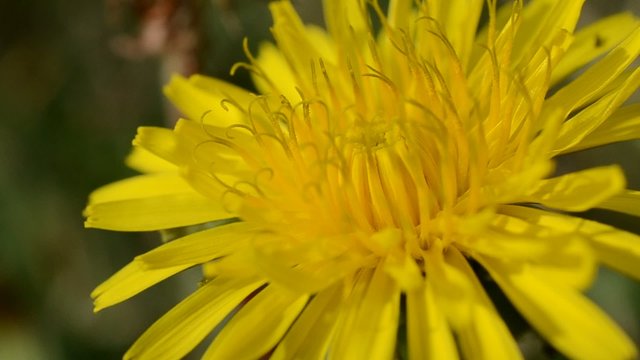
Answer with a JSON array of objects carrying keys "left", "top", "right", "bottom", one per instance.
[{"left": 85, "top": 0, "right": 640, "bottom": 359}]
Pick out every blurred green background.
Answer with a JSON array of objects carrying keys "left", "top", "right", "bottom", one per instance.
[{"left": 0, "top": 0, "right": 638, "bottom": 359}]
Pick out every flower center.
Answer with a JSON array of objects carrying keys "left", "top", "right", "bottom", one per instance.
[{"left": 343, "top": 120, "right": 400, "bottom": 152}]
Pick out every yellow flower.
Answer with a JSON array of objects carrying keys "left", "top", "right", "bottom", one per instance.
[{"left": 85, "top": 0, "right": 640, "bottom": 359}]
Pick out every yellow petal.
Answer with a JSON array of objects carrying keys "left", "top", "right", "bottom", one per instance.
[
  {"left": 457, "top": 305, "right": 524, "bottom": 360},
  {"left": 424, "top": 244, "right": 475, "bottom": 328},
  {"left": 125, "top": 277, "right": 263, "bottom": 360},
  {"left": 432, "top": 0, "right": 484, "bottom": 67},
  {"left": 554, "top": 66, "right": 640, "bottom": 154},
  {"left": 252, "top": 251, "right": 360, "bottom": 294},
  {"left": 469, "top": 0, "right": 516, "bottom": 68},
  {"left": 304, "top": 25, "right": 337, "bottom": 65},
  {"left": 544, "top": 25, "right": 640, "bottom": 116},
  {"left": 87, "top": 173, "right": 192, "bottom": 205},
  {"left": 252, "top": 42, "right": 299, "bottom": 101},
  {"left": 136, "top": 222, "right": 256, "bottom": 268},
  {"left": 581, "top": 219, "right": 640, "bottom": 281},
  {"left": 271, "top": 284, "right": 342, "bottom": 360},
  {"left": 525, "top": 239, "right": 596, "bottom": 290},
  {"left": 478, "top": 159, "right": 553, "bottom": 205},
  {"left": 383, "top": 252, "right": 423, "bottom": 291},
  {"left": 329, "top": 266, "right": 400, "bottom": 360},
  {"left": 163, "top": 74, "right": 245, "bottom": 126},
  {"left": 125, "top": 146, "right": 176, "bottom": 173},
  {"left": 132, "top": 121, "right": 248, "bottom": 203},
  {"left": 459, "top": 217, "right": 569, "bottom": 260},
  {"left": 267, "top": 1, "right": 331, "bottom": 97},
  {"left": 551, "top": 12, "right": 640, "bottom": 85},
  {"left": 469, "top": 229, "right": 557, "bottom": 259},
  {"left": 132, "top": 126, "right": 184, "bottom": 165},
  {"left": 84, "top": 192, "right": 234, "bottom": 231},
  {"left": 406, "top": 279, "right": 459, "bottom": 360},
  {"left": 527, "top": 242, "right": 596, "bottom": 290},
  {"left": 522, "top": 165, "right": 626, "bottom": 212},
  {"left": 478, "top": 256, "right": 637, "bottom": 360},
  {"left": 249, "top": 233, "right": 364, "bottom": 294},
  {"left": 188, "top": 74, "right": 255, "bottom": 108},
  {"left": 598, "top": 189, "right": 640, "bottom": 217},
  {"left": 201, "top": 251, "right": 259, "bottom": 280},
  {"left": 442, "top": 248, "right": 523, "bottom": 360},
  {"left": 91, "top": 260, "right": 190, "bottom": 312},
  {"left": 511, "top": 0, "right": 584, "bottom": 67},
  {"left": 130, "top": 123, "right": 243, "bottom": 208},
  {"left": 477, "top": 209, "right": 597, "bottom": 290},
  {"left": 173, "top": 113, "right": 259, "bottom": 167},
  {"left": 202, "top": 284, "right": 308, "bottom": 360},
  {"left": 181, "top": 167, "right": 243, "bottom": 214},
  {"left": 323, "top": 0, "right": 368, "bottom": 51},
  {"left": 500, "top": 204, "right": 640, "bottom": 282},
  {"left": 565, "top": 104, "right": 640, "bottom": 152}
]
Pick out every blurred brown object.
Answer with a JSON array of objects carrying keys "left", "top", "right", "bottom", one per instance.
[{"left": 106, "top": 0, "right": 199, "bottom": 76}]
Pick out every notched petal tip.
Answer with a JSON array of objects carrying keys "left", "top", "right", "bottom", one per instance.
[
  {"left": 92, "top": 302, "right": 106, "bottom": 314},
  {"left": 162, "top": 73, "right": 188, "bottom": 95}
]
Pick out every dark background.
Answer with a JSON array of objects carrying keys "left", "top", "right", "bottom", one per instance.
[{"left": 0, "top": 0, "right": 638, "bottom": 359}]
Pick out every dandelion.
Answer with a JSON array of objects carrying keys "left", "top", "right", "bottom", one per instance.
[{"left": 85, "top": 0, "right": 640, "bottom": 359}]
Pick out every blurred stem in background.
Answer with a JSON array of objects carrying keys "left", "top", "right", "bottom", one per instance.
[{"left": 107, "top": 0, "right": 201, "bottom": 123}]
